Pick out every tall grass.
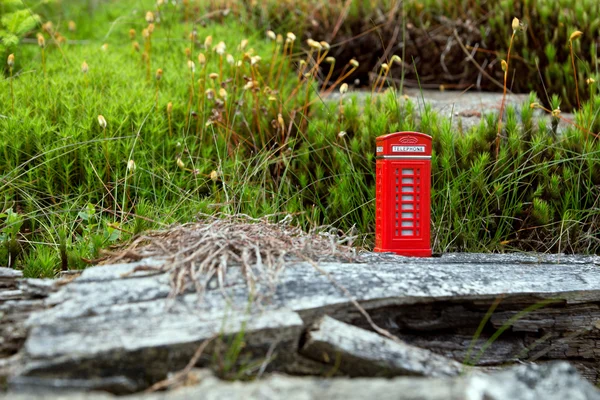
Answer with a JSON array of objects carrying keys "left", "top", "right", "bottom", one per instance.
[
  {"left": 216, "top": 0, "right": 600, "bottom": 111},
  {"left": 0, "top": 0, "right": 360, "bottom": 274},
  {"left": 1, "top": 0, "right": 600, "bottom": 277}
]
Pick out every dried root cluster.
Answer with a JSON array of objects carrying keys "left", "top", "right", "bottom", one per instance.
[{"left": 104, "top": 213, "right": 358, "bottom": 295}]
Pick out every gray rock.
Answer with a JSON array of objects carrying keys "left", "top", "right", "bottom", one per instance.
[
  {"left": 463, "top": 361, "right": 600, "bottom": 400},
  {"left": 325, "top": 89, "right": 575, "bottom": 134},
  {"left": 2, "top": 363, "right": 599, "bottom": 400}
]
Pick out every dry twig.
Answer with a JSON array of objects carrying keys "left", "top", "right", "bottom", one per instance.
[{"left": 144, "top": 337, "right": 214, "bottom": 393}]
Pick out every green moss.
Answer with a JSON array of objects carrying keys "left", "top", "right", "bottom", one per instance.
[{"left": 3, "top": 1, "right": 600, "bottom": 277}]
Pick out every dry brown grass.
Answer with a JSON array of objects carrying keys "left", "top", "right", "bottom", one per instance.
[{"left": 103, "top": 213, "right": 359, "bottom": 296}]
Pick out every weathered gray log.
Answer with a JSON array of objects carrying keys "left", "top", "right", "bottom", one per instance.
[
  {"left": 0, "top": 268, "right": 55, "bottom": 360},
  {"left": 301, "top": 315, "right": 464, "bottom": 377},
  {"left": 3, "top": 362, "right": 600, "bottom": 400},
  {"left": 6, "top": 253, "right": 600, "bottom": 393},
  {"left": 0, "top": 267, "right": 22, "bottom": 285},
  {"left": 11, "top": 307, "right": 306, "bottom": 394}
]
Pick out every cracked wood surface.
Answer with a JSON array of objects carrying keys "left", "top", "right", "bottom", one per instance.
[
  {"left": 0, "top": 268, "right": 55, "bottom": 360},
  {"left": 301, "top": 315, "right": 464, "bottom": 377},
  {"left": 4, "top": 363, "right": 600, "bottom": 400},
  {"left": 3, "top": 253, "right": 600, "bottom": 393}
]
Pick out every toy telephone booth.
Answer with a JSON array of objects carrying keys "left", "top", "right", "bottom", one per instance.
[{"left": 375, "top": 132, "right": 432, "bottom": 257}]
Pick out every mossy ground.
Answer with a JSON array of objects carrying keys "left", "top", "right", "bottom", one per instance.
[{"left": 1, "top": 0, "right": 600, "bottom": 278}]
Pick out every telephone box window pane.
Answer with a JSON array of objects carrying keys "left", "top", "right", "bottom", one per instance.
[
  {"left": 401, "top": 229, "right": 413, "bottom": 236},
  {"left": 401, "top": 203, "right": 414, "bottom": 210},
  {"left": 402, "top": 212, "right": 413, "bottom": 218},
  {"left": 402, "top": 177, "right": 414, "bottom": 184},
  {"left": 402, "top": 195, "right": 414, "bottom": 201},
  {"left": 402, "top": 186, "right": 413, "bottom": 193},
  {"left": 402, "top": 168, "right": 414, "bottom": 174},
  {"left": 401, "top": 221, "right": 413, "bottom": 227}
]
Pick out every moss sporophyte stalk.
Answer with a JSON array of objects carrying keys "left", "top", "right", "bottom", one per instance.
[{"left": 7, "top": 54, "right": 15, "bottom": 112}]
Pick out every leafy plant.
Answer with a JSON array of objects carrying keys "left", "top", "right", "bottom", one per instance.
[
  {"left": 0, "top": 0, "right": 42, "bottom": 64},
  {"left": 0, "top": 207, "right": 23, "bottom": 268},
  {"left": 22, "top": 243, "right": 58, "bottom": 278}
]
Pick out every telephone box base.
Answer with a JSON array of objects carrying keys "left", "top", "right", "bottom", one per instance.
[{"left": 374, "top": 247, "right": 432, "bottom": 257}]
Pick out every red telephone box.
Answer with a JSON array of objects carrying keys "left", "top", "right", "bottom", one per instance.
[{"left": 375, "top": 132, "right": 432, "bottom": 257}]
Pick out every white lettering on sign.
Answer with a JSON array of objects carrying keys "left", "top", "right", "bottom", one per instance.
[
  {"left": 392, "top": 145, "right": 425, "bottom": 153},
  {"left": 376, "top": 146, "right": 383, "bottom": 153}
]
